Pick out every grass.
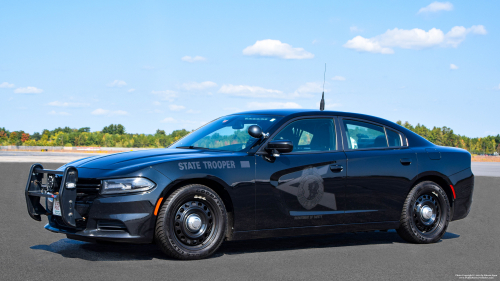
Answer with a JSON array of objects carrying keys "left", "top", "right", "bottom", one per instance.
[{"left": 472, "top": 155, "right": 500, "bottom": 162}]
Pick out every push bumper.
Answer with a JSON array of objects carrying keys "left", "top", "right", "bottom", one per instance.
[{"left": 25, "top": 163, "right": 161, "bottom": 244}]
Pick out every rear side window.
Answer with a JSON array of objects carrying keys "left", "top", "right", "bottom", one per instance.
[
  {"left": 344, "top": 120, "right": 387, "bottom": 149},
  {"left": 386, "top": 129, "right": 402, "bottom": 147},
  {"left": 272, "top": 118, "right": 336, "bottom": 152}
]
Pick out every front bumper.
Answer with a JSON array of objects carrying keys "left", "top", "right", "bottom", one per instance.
[
  {"left": 46, "top": 196, "right": 157, "bottom": 243},
  {"left": 25, "top": 163, "right": 171, "bottom": 244}
]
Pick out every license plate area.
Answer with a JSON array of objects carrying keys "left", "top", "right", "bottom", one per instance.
[{"left": 53, "top": 198, "right": 61, "bottom": 216}]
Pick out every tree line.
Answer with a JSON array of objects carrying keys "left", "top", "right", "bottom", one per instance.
[
  {"left": 1, "top": 122, "right": 499, "bottom": 154},
  {"left": 396, "top": 121, "right": 499, "bottom": 155},
  {"left": 0, "top": 125, "right": 190, "bottom": 148}
]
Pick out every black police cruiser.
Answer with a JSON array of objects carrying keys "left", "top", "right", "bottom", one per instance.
[{"left": 25, "top": 109, "right": 474, "bottom": 260}]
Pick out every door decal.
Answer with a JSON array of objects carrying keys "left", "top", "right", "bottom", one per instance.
[
  {"left": 276, "top": 166, "right": 337, "bottom": 211},
  {"left": 297, "top": 169, "right": 324, "bottom": 210}
]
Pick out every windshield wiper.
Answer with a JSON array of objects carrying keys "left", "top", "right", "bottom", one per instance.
[{"left": 175, "top": 146, "right": 229, "bottom": 152}]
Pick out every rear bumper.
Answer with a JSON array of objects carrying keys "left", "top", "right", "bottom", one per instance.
[{"left": 450, "top": 169, "right": 474, "bottom": 221}]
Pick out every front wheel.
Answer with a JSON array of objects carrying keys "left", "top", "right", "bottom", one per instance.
[
  {"left": 397, "top": 181, "right": 451, "bottom": 244},
  {"left": 155, "top": 184, "right": 227, "bottom": 260}
]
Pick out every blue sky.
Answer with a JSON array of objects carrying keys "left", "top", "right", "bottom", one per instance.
[{"left": 1, "top": 1, "right": 498, "bottom": 137}]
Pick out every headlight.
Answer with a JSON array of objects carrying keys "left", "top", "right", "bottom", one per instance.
[{"left": 101, "top": 178, "right": 156, "bottom": 195}]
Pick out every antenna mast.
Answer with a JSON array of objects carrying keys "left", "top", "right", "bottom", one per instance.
[{"left": 320, "top": 63, "right": 326, "bottom": 111}]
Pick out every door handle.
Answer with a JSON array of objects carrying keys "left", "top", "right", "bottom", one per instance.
[
  {"left": 329, "top": 165, "right": 343, "bottom": 173},
  {"left": 400, "top": 158, "right": 412, "bottom": 165}
]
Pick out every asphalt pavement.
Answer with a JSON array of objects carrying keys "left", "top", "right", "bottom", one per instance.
[{"left": 1, "top": 162, "right": 498, "bottom": 281}]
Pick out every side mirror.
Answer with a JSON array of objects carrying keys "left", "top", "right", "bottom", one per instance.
[
  {"left": 248, "top": 125, "right": 263, "bottom": 138},
  {"left": 266, "top": 140, "right": 293, "bottom": 157}
]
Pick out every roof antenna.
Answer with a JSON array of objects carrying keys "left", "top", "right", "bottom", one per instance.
[{"left": 320, "top": 63, "right": 326, "bottom": 111}]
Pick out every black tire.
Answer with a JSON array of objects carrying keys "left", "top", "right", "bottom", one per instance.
[
  {"left": 397, "top": 181, "right": 451, "bottom": 244},
  {"left": 155, "top": 184, "right": 227, "bottom": 260}
]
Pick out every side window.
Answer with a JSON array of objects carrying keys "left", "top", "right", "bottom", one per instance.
[
  {"left": 272, "top": 118, "right": 336, "bottom": 152},
  {"left": 386, "top": 129, "right": 402, "bottom": 147},
  {"left": 344, "top": 120, "right": 387, "bottom": 149}
]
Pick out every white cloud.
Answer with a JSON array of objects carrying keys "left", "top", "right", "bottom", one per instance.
[
  {"left": 450, "top": 64, "right": 459, "bottom": 70},
  {"left": 331, "top": 76, "right": 346, "bottom": 81},
  {"left": 344, "top": 25, "right": 487, "bottom": 54},
  {"left": 91, "top": 108, "right": 109, "bottom": 115},
  {"left": 418, "top": 2, "right": 453, "bottom": 14},
  {"left": 180, "top": 81, "right": 217, "bottom": 91},
  {"left": 242, "top": 39, "right": 314, "bottom": 59},
  {"left": 343, "top": 36, "right": 394, "bottom": 54},
  {"left": 181, "top": 56, "right": 207, "bottom": 63},
  {"left": 161, "top": 117, "right": 177, "bottom": 123},
  {"left": 107, "top": 80, "right": 127, "bottom": 87},
  {"left": 49, "top": 110, "right": 71, "bottom": 116},
  {"left": 293, "top": 82, "right": 325, "bottom": 97},
  {"left": 14, "top": 86, "right": 43, "bottom": 94},
  {"left": 312, "top": 39, "right": 319, "bottom": 44},
  {"left": 153, "top": 101, "right": 161, "bottom": 106},
  {"left": 470, "top": 25, "right": 487, "bottom": 35},
  {"left": 186, "top": 109, "right": 201, "bottom": 114},
  {"left": 0, "top": 82, "right": 14, "bottom": 88},
  {"left": 128, "top": 88, "right": 135, "bottom": 92},
  {"left": 445, "top": 25, "right": 487, "bottom": 47},
  {"left": 152, "top": 90, "right": 177, "bottom": 102},
  {"left": 495, "top": 84, "right": 500, "bottom": 90},
  {"left": 169, "top": 104, "right": 186, "bottom": 111},
  {"left": 48, "top": 101, "right": 90, "bottom": 107},
  {"left": 91, "top": 108, "right": 128, "bottom": 116},
  {"left": 247, "top": 102, "right": 302, "bottom": 110},
  {"left": 350, "top": 26, "right": 363, "bottom": 32},
  {"left": 219, "top": 84, "right": 285, "bottom": 98},
  {"left": 219, "top": 82, "right": 324, "bottom": 99}
]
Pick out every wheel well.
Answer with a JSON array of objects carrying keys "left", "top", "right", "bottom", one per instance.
[
  {"left": 161, "top": 178, "right": 235, "bottom": 236},
  {"left": 413, "top": 175, "right": 454, "bottom": 207}
]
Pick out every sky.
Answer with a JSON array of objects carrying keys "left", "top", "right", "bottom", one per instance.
[{"left": 1, "top": 1, "right": 498, "bottom": 137}]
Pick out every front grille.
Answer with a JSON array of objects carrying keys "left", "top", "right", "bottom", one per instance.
[
  {"left": 74, "top": 178, "right": 100, "bottom": 223},
  {"left": 51, "top": 177, "right": 101, "bottom": 230}
]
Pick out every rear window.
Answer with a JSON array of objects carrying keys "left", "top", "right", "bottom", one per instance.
[
  {"left": 344, "top": 120, "right": 387, "bottom": 149},
  {"left": 386, "top": 129, "right": 402, "bottom": 147}
]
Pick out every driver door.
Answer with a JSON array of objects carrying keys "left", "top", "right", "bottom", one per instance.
[{"left": 255, "top": 117, "right": 347, "bottom": 229}]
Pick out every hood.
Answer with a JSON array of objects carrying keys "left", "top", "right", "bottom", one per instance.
[{"left": 61, "top": 148, "right": 240, "bottom": 172}]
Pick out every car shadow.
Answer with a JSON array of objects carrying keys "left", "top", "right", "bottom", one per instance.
[{"left": 30, "top": 230, "right": 460, "bottom": 261}]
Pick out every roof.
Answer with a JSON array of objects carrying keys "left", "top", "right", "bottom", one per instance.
[
  {"left": 231, "top": 109, "right": 384, "bottom": 123},
  {"left": 230, "top": 108, "right": 433, "bottom": 147}
]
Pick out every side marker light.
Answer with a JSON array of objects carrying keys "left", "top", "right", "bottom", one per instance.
[
  {"left": 450, "top": 185, "right": 456, "bottom": 199},
  {"left": 154, "top": 197, "right": 164, "bottom": 216}
]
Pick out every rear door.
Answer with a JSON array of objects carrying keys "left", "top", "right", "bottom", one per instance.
[
  {"left": 255, "top": 116, "right": 347, "bottom": 229},
  {"left": 340, "top": 118, "right": 418, "bottom": 223}
]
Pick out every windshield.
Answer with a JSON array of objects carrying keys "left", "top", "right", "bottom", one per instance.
[{"left": 171, "top": 115, "right": 282, "bottom": 152}]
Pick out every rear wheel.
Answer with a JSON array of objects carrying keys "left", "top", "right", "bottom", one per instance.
[
  {"left": 155, "top": 184, "right": 227, "bottom": 260},
  {"left": 397, "top": 181, "right": 450, "bottom": 243}
]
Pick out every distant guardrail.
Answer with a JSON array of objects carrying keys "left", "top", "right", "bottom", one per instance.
[{"left": 0, "top": 146, "right": 152, "bottom": 153}]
